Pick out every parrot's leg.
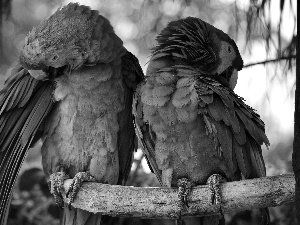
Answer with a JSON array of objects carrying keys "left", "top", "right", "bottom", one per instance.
[
  {"left": 206, "top": 174, "right": 226, "bottom": 205},
  {"left": 176, "top": 178, "right": 192, "bottom": 225},
  {"left": 177, "top": 178, "right": 192, "bottom": 209},
  {"left": 66, "top": 172, "right": 97, "bottom": 208},
  {"left": 49, "top": 171, "right": 70, "bottom": 208}
]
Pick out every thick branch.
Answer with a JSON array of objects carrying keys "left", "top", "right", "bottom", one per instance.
[
  {"left": 243, "top": 55, "right": 296, "bottom": 68},
  {"left": 63, "top": 174, "right": 295, "bottom": 219}
]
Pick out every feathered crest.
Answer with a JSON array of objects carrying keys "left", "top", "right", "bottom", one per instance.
[
  {"left": 152, "top": 17, "right": 218, "bottom": 66},
  {"left": 26, "top": 3, "right": 97, "bottom": 49},
  {"left": 20, "top": 3, "right": 125, "bottom": 70}
]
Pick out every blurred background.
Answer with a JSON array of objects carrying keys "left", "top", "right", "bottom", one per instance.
[{"left": 0, "top": 0, "right": 297, "bottom": 224}]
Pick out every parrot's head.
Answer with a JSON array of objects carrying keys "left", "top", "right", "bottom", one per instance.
[
  {"left": 19, "top": 3, "right": 124, "bottom": 80},
  {"left": 20, "top": 36, "right": 69, "bottom": 70},
  {"left": 153, "top": 17, "right": 243, "bottom": 90}
]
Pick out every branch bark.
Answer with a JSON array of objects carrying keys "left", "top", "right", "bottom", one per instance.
[{"left": 63, "top": 174, "right": 295, "bottom": 219}]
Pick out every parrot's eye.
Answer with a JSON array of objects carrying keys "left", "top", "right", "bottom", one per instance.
[
  {"left": 24, "top": 37, "right": 29, "bottom": 45},
  {"left": 51, "top": 54, "right": 59, "bottom": 61},
  {"left": 227, "top": 46, "right": 232, "bottom": 53}
]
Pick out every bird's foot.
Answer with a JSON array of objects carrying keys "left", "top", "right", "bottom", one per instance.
[
  {"left": 49, "top": 171, "right": 70, "bottom": 208},
  {"left": 177, "top": 178, "right": 192, "bottom": 210},
  {"left": 206, "top": 174, "right": 226, "bottom": 205},
  {"left": 66, "top": 172, "right": 97, "bottom": 209},
  {"left": 175, "top": 219, "right": 186, "bottom": 225}
]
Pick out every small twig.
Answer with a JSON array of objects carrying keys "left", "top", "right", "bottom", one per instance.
[{"left": 244, "top": 55, "right": 296, "bottom": 68}]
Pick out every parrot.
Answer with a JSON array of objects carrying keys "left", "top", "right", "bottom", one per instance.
[
  {"left": 0, "top": 3, "right": 144, "bottom": 225},
  {"left": 133, "top": 17, "right": 270, "bottom": 225}
]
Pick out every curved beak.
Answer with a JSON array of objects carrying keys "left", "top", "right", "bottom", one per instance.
[
  {"left": 233, "top": 55, "right": 243, "bottom": 71},
  {"left": 28, "top": 69, "right": 48, "bottom": 80},
  {"left": 229, "top": 69, "right": 238, "bottom": 90},
  {"left": 19, "top": 51, "right": 47, "bottom": 71}
]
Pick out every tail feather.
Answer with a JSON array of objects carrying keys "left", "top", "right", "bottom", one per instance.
[
  {"left": 62, "top": 205, "right": 102, "bottom": 225},
  {"left": 260, "top": 208, "right": 270, "bottom": 225},
  {"left": 182, "top": 215, "right": 223, "bottom": 225},
  {"left": 62, "top": 205, "right": 118, "bottom": 225}
]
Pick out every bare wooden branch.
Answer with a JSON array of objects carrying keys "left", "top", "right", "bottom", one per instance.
[{"left": 63, "top": 174, "right": 295, "bottom": 219}]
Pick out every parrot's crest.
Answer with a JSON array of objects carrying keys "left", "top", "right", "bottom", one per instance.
[
  {"left": 153, "top": 17, "right": 216, "bottom": 64},
  {"left": 152, "top": 17, "right": 243, "bottom": 74},
  {"left": 20, "top": 3, "right": 125, "bottom": 70}
]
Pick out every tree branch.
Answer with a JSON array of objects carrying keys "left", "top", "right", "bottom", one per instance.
[
  {"left": 243, "top": 55, "right": 296, "bottom": 68},
  {"left": 63, "top": 174, "right": 295, "bottom": 219},
  {"left": 292, "top": 7, "right": 300, "bottom": 221}
]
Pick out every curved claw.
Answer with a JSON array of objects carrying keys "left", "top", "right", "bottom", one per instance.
[
  {"left": 206, "top": 174, "right": 226, "bottom": 205},
  {"left": 66, "top": 172, "right": 97, "bottom": 208},
  {"left": 177, "top": 178, "right": 192, "bottom": 210},
  {"left": 49, "top": 172, "right": 70, "bottom": 208}
]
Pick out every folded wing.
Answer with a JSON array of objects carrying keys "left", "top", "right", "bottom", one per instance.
[
  {"left": 196, "top": 76, "right": 269, "bottom": 180},
  {"left": 0, "top": 64, "right": 55, "bottom": 225}
]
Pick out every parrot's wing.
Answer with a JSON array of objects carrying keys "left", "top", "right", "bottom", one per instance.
[
  {"left": 117, "top": 51, "right": 144, "bottom": 185},
  {"left": 196, "top": 76, "right": 269, "bottom": 179},
  {"left": 133, "top": 84, "right": 163, "bottom": 186},
  {"left": 0, "top": 64, "right": 54, "bottom": 225}
]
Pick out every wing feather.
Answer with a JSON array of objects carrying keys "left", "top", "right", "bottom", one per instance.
[
  {"left": 218, "top": 88, "right": 234, "bottom": 108},
  {"left": 19, "top": 77, "right": 39, "bottom": 107},
  {"left": 196, "top": 76, "right": 268, "bottom": 180},
  {"left": 234, "top": 118, "right": 247, "bottom": 145},
  {"left": 199, "top": 94, "right": 213, "bottom": 104},
  {"left": 133, "top": 84, "right": 163, "bottom": 186},
  {"left": 117, "top": 51, "right": 144, "bottom": 185},
  {"left": 226, "top": 106, "right": 240, "bottom": 133},
  {"left": 0, "top": 114, "right": 10, "bottom": 133},
  {"left": 11, "top": 75, "right": 31, "bottom": 108},
  {"left": 212, "top": 118, "right": 234, "bottom": 173},
  {"left": 0, "top": 65, "right": 55, "bottom": 225},
  {"left": 0, "top": 109, "right": 23, "bottom": 149},
  {"left": 248, "top": 138, "right": 266, "bottom": 177},
  {"left": 233, "top": 138, "right": 252, "bottom": 178},
  {"left": 207, "top": 97, "right": 225, "bottom": 121}
]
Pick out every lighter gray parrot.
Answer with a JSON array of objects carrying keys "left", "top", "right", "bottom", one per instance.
[{"left": 0, "top": 3, "right": 144, "bottom": 225}]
